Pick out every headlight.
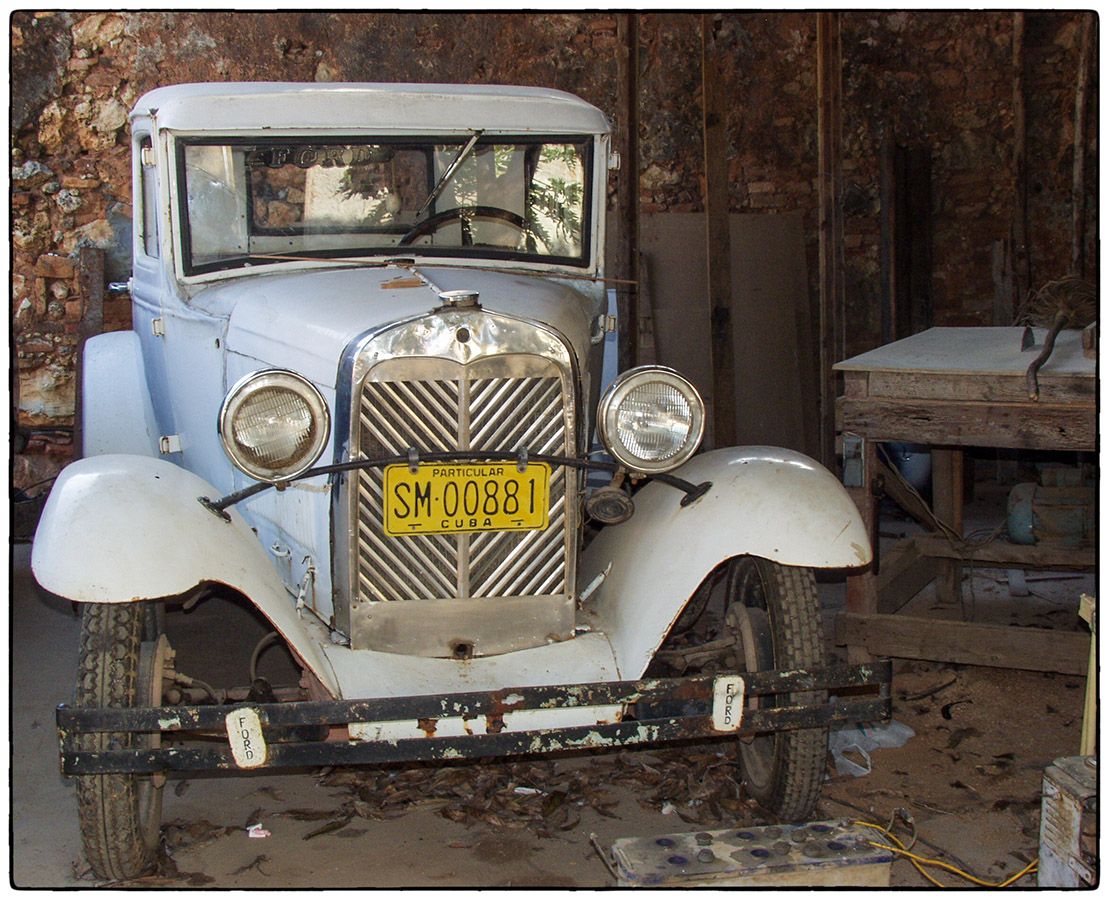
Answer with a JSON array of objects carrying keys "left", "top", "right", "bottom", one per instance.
[
  {"left": 596, "top": 366, "right": 705, "bottom": 474},
  {"left": 219, "top": 370, "right": 330, "bottom": 483}
]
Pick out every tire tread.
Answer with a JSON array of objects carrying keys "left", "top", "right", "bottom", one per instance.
[{"left": 75, "top": 603, "right": 158, "bottom": 881}]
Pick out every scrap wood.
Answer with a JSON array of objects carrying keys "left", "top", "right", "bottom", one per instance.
[
  {"left": 902, "top": 676, "right": 957, "bottom": 702},
  {"left": 302, "top": 744, "right": 757, "bottom": 837},
  {"left": 230, "top": 855, "right": 270, "bottom": 876}
]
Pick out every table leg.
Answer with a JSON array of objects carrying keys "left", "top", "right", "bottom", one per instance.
[
  {"left": 931, "top": 448, "right": 965, "bottom": 607},
  {"left": 844, "top": 438, "right": 878, "bottom": 662}
]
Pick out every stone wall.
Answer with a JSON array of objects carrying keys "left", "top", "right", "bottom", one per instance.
[{"left": 11, "top": 11, "right": 1096, "bottom": 489}]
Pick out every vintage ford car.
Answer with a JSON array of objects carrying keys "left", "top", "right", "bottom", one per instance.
[{"left": 32, "top": 83, "right": 884, "bottom": 880}]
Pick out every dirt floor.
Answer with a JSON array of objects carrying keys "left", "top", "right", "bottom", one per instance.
[{"left": 9, "top": 523, "right": 1093, "bottom": 888}]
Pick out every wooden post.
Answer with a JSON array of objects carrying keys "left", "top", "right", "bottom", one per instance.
[
  {"left": 817, "top": 12, "right": 844, "bottom": 469},
  {"left": 1012, "top": 13, "right": 1031, "bottom": 307},
  {"left": 879, "top": 130, "right": 897, "bottom": 346},
  {"left": 844, "top": 437, "right": 879, "bottom": 663},
  {"left": 1071, "top": 13, "right": 1093, "bottom": 278},
  {"left": 75, "top": 247, "right": 105, "bottom": 460},
  {"left": 617, "top": 13, "right": 641, "bottom": 371},
  {"left": 701, "top": 13, "right": 737, "bottom": 448},
  {"left": 931, "top": 448, "right": 965, "bottom": 606}
]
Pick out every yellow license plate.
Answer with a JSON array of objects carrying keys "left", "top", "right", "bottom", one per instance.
[{"left": 383, "top": 462, "right": 550, "bottom": 536}]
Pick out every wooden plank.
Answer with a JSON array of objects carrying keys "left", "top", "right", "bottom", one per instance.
[
  {"left": 904, "top": 146, "right": 933, "bottom": 335},
  {"left": 992, "top": 238, "right": 1015, "bottom": 326},
  {"left": 843, "top": 371, "right": 869, "bottom": 399},
  {"left": 702, "top": 14, "right": 736, "bottom": 448},
  {"left": 75, "top": 246, "right": 105, "bottom": 459},
  {"left": 1071, "top": 13, "right": 1092, "bottom": 278},
  {"left": 879, "top": 130, "right": 898, "bottom": 345},
  {"left": 620, "top": 12, "right": 641, "bottom": 370},
  {"left": 866, "top": 369, "right": 1094, "bottom": 405},
  {"left": 836, "top": 396, "right": 1096, "bottom": 451},
  {"left": 931, "top": 449, "right": 964, "bottom": 534},
  {"left": 836, "top": 612, "right": 1089, "bottom": 676},
  {"left": 875, "top": 537, "right": 942, "bottom": 615},
  {"left": 642, "top": 212, "right": 812, "bottom": 453},
  {"left": 636, "top": 250, "right": 657, "bottom": 364},
  {"left": 817, "top": 10, "right": 844, "bottom": 469},
  {"left": 931, "top": 449, "right": 963, "bottom": 605},
  {"left": 1082, "top": 322, "right": 1096, "bottom": 359},
  {"left": 844, "top": 437, "right": 877, "bottom": 663},
  {"left": 915, "top": 533, "right": 1095, "bottom": 570},
  {"left": 1012, "top": 12, "right": 1031, "bottom": 305}
]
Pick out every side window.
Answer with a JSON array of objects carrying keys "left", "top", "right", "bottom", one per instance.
[{"left": 139, "top": 136, "right": 159, "bottom": 258}]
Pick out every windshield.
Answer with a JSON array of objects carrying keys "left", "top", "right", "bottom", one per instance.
[{"left": 177, "top": 135, "right": 592, "bottom": 274}]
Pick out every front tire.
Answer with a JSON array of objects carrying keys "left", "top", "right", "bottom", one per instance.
[
  {"left": 75, "top": 602, "right": 165, "bottom": 881},
  {"left": 726, "top": 556, "right": 828, "bottom": 821}
]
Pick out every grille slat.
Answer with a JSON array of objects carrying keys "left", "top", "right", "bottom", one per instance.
[
  {"left": 356, "top": 476, "right": 458, "bottom": 599},
  {"left": 471, "top": 378, "right": 554, "bottom": 449},
  {"left": 351, "top": 356, "right": 573, "bottom": 608},
  {"left": 356, "top": 508, "right": 458, "bottom": 599},
  {"left": 474, "top": 499, "right": 567, "bottom": 597}
]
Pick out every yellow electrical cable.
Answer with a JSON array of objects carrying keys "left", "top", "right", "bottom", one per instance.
[
  {"left": 853, "top": 821, "right": 1038, "bottom": 888},
  {"left": 857, "top": 822, "right": 945, "bottom": 888},
  {"left": 868, "top": 840, "right": 1038, "bottom": 888}
]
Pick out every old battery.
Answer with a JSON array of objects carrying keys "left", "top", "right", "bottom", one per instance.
[
  {"left": 610, "top": 819, "right": 894, "bottom": 887},
  {"left": 1038, "top": 756, "right": 1098, "bottom": 887}
]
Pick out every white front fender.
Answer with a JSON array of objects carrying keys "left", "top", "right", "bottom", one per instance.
[
  {"left": 31, "top": 454, "right": 339, "bottom": 696},
  {"left": 580, "top": 447, "right": 871, "bottom": 678}
]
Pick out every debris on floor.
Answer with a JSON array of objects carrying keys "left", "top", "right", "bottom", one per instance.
[{"left": 307, "top": 745, "right": 758, "bottom": 839}]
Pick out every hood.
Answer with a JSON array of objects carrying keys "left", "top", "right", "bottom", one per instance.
[{"left": 191, "top": 265, "right": 605, "bottom": 388}]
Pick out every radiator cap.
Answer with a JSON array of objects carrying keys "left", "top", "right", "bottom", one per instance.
[{"left": 437, "top": 289, "right": 481, "bottom": 310}]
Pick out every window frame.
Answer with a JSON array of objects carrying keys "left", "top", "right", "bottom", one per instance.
[{"left": 175, "top": 134, "right": 594, "bottom": 276}]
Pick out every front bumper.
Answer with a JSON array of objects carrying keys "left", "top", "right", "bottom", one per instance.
[{"left": 58, "top": 660, "right": 890, "bottom": 775}]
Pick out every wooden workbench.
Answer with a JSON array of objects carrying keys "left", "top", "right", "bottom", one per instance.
[{"left": 833, "top": 326, "right": 1096, "bottom": 675}]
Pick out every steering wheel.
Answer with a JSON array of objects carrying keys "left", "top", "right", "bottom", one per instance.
[{"left": 397, "top": 205, "right": 533, "bottom": 247}]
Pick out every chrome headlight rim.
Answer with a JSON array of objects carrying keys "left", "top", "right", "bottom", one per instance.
[
  {"left": 597, "top": 365, "right": 705, "bottom": 475},
  {"left": 218, "top": 368, "right": 331, "bottom": 484}
]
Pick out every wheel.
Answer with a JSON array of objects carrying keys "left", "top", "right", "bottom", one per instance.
[
  {"left": 397, "top": 205, "right": 530, "bottom": 246},
  {"left": 725, "top": 556, "right": 828, "bottom": 821},
  {"left": 75, "top": 602, "right": 167, "bottom": 880}
]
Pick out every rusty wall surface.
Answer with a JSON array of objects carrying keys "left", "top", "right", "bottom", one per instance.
[{"left": 10, "top": 11, "right": 1096, "bottom": 488}]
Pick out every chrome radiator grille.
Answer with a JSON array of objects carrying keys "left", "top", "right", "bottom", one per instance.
[{"left": 352, "top": 354, "right": 574, "bottom": 605}]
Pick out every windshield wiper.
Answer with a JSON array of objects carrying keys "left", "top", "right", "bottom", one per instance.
[{"left": 416, "top": 130, "right": 484, "bottom": 217}]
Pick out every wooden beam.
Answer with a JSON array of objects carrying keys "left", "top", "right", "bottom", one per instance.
[
  {"left": 875, "top": 537, "right": 942, "bottom": 615},
  {"left": 1012, "top": 12, "right": 1031, "bottom": 307},
  {"left": 878, "top": 130, "right": 898, "bottom": 345},
  {"left": 1071, "top": 12, "right": 1093, "bottom": 278},
  {"left": 617, "top": 13, "right": 641, "bottom": 371},
  {"left": 904, "top": 146, "right": 933, "bottom": 335},
  {"left": 930, "top": 448, "right": 964, "bottom": 605},
  {"left": 836, "top": 396, "right": 1096, "bottom": 452},
  {"left": 914, "top": 533, "right": 1095, "bottom": 570},
  {"left": 864, "top": 369, "right": 1095, "bottom": 406},
  {"left": 836, "top": 612, "right": 1089, "bottom": 676},
  {"left": 75, "top": 246, "right": 105, "bottom": 460},
  {"left": 701, "top": 13, "right": 737, "bottom": 447},
  {"left": 817, "top": 11, "right": 844, "bottom": 468}
]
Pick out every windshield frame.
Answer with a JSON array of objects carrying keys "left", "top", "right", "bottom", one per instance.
[{"left": 173, "top": 133, "right": 596, "bottom": 277}]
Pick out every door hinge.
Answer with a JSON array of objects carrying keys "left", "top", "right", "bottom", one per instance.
[
  {"left": 159, "top": 435, "right": 182, "bottom": 454},
  {"left": 151, "top": 317, "right": 165, "bottom": 337}
]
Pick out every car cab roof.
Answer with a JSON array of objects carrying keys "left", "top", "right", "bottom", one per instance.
[{"left": 131, "top": 82, "right": 610, "bottom": 135}]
